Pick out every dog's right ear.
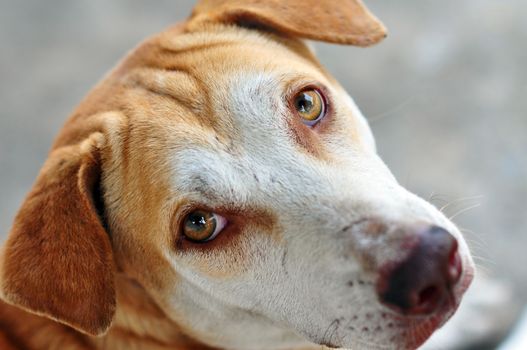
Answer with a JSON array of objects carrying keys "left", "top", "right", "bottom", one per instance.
[
  {"left": 0, "top": 133, "right": 116, "bottom": 336},
  {"left": 189, "top": 0, "right": 387, "bottom": 46}
]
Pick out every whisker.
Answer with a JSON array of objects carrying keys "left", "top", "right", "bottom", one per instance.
[
  {"left": 429, "top": 192, "right": 450, "bottom": 206},
  {"left": 471, "top": 253, "right": 495, "bottom": 264},
  {"left": 367, "top": 95, "right": 418, "bottom": 123},
  {"left": 473, "top": 262, "right": 492, "bottom": 274},
  {"left": 459, "top": 227, "right": 476, "bottom": 234},
  {"left": 439, "top": 195, "right": 484, "bottom": 213},
  {"left": 458, "top": 227, "right": 488, "bottom": 245},
  {"left": 449, "top": 203, "right": 481, "bottom": 220},
  {"left": 463, "top": 238, "right": 483, "bottom": 245},
  {"left": 464, "top": 243, "right": 488, "bottom": 255},
  {"left": 460, "top": 231, "right": 487, "bottom": 244},
  {"left": 471, "top": 259, "right": 496, "bottom": 275}
]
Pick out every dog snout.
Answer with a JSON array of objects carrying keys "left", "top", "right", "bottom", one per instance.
[{"left": 376, "top": 225, "right": 462, "bottom": 316}]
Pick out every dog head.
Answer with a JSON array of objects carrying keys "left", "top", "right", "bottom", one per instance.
[{"left": 0, "top": 1, "right": 474, "bottom": 349}]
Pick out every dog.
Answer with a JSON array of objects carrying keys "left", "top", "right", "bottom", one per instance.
[{"left": 0, "top": 1, "right": 475, "bottom": 349}]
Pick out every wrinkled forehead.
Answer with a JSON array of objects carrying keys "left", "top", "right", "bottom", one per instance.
[
  {"left": 126, "top": 28, "right": 341, "bottom": 143},
  {"left": 147, "top": 27, "right": 367, "bottom": 141},
  {"left": 124, "top": 27, "right": 375, "bottom": 200},
  {"left": 159, "top": 25, "right": 328, "bottom": 77},
  {"left": 155, "top": 27, "right": 336, "bottom": 118}
]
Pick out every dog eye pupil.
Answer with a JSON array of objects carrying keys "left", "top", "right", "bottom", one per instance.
[
  {"left": 296, "top": 93, "right": 314, "bottom": 113},
  {"left": 188, "top": 213, "right": 207, "bottom": 228}
]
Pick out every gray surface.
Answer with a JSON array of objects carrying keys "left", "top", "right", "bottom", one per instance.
[{"left": 0, "top": 0, "right": 526, "bottom": 308}]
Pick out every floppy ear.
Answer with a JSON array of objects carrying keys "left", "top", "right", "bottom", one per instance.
[
  {"left": 189, "top": 0, "right": 387, "bottom": 46},
  {"left": 0, "top": 133, "right": 115, "bottom": 336}
]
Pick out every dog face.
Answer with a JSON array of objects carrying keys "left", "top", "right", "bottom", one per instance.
[{"left": 0, "top": 1, "right": 474, "bottom": 350}]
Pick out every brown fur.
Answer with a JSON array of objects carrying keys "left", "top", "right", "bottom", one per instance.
[
  {"left": 0, "top": 0, "right": 385, "bottom": 349},
  {"left": 0, "top": 133, "right": 115, "bottom": 336},
  {"left": 190, "top": 0, "right": 386, "bottom": 46}
]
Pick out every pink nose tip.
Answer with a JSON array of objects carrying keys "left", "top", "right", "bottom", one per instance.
[{"left": 377, "top": 226, "right": 462, "bottom": 316}]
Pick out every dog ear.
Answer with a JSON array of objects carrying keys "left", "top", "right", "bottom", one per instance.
[
  {"left": 189, "top": 0, "right": 387, "bottom": 46},
  {"left": 0, "top": 133, "right": 115, "bottom": 336}
]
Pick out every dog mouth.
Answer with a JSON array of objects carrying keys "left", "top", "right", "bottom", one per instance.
[
  {"left": 317, "top": 266, "right": 474, "bottom": 350},
  {"left": 386, "top": 292, "right": 462, "bottom": 349}
]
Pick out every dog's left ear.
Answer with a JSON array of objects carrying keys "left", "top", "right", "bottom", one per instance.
[
  {"left": 0, "top": 133, "right": 115, "bottom": 336},
  {"left": 189, "top": 0, "right": 387, "bottom": 46}
]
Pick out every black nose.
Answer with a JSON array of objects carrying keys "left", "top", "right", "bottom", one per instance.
[{"left": 377, "top": 226, "right": 462, "bottom": 315}]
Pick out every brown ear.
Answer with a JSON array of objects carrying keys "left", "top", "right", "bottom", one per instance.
[
  {"left": 189, "top": 0, "right": 387, "bottom": 46},
  {"left": 0, "top": 133, "right": 115, "bottom": 336}
]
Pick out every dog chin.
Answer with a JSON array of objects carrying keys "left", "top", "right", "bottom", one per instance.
[{"left": 317, "top": 314, "right": 448, "bottom": 350}]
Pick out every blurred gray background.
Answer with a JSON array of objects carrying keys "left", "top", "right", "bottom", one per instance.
[{"left": 0, "top": 0, "right": 526, "bottom": 344}]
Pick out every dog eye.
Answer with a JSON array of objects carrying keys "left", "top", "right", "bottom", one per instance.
[
  {"left": 182, "top": 210, "right": 227, "bottom": 243},
  {"left": 293, "top": 89, "right": 326, "bottom": 126}
]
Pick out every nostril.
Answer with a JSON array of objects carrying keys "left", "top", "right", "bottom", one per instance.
[{"left": 415, "top": 285, "right": 443, "bottom": 314}]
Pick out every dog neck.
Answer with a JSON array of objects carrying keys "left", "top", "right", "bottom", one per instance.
[
  {"left": 91, "top": 274, "right": 216, "bottom": 350},
  {"left": 0, "top": 272, "right": 317, "bottom": 350},
  {"left": 0, "top": 273, "right": 215, "bottom": 350}
]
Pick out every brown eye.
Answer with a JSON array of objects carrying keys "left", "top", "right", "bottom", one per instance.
[
  {"left": 182, "top": 211, "right": 227, "bottom": 243},
  {"left": 294, "top": 89, "right": 326, "bottom": 126}
]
